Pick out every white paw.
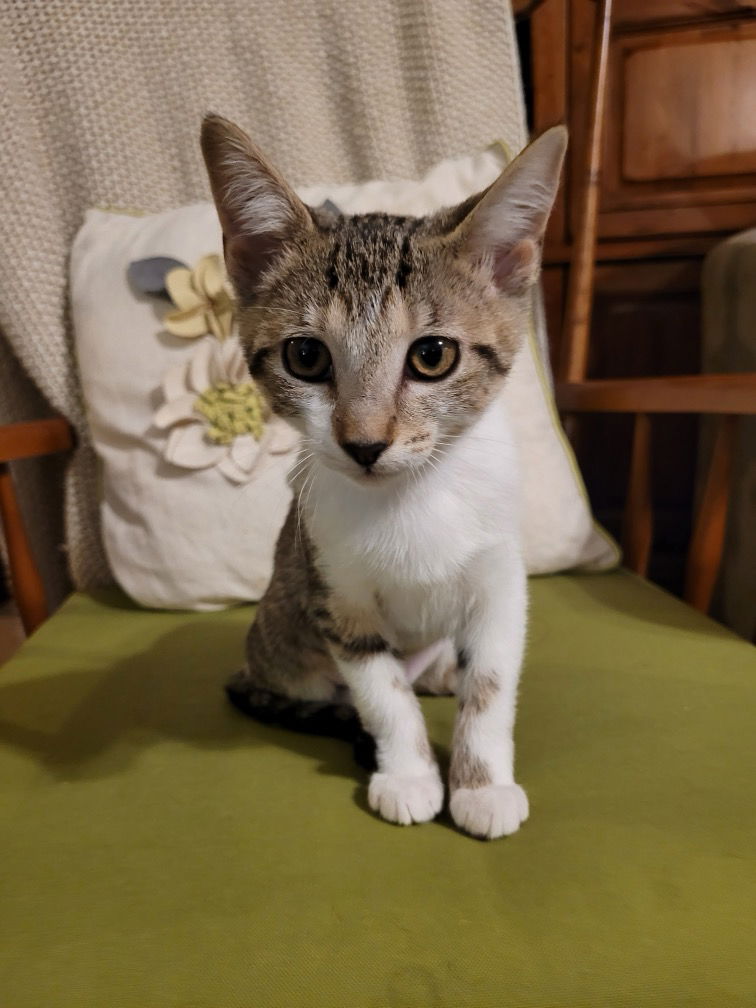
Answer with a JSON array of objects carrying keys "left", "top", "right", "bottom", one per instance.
[
  {"left": 449, "top": 784, "right": 529, "bottom": 839},
  {"left": 368, "top": 770, "right": 444, "bottom": 826}
]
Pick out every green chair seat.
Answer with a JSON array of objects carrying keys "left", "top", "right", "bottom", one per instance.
[{"left": 1, "top": 571, "right": 754, "bottom": 1006}]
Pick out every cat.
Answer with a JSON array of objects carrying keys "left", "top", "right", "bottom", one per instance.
[{"left": 201, "top": 115, "right": 566, "bottom": 839}]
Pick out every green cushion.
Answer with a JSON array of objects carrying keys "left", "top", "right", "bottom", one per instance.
[{"left": 1, "top": 572, "right": 754, "bottom": 1006}]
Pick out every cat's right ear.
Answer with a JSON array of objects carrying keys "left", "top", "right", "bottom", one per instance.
[{"left": 200, "top": 114, "right": 312, "bottom": 297}]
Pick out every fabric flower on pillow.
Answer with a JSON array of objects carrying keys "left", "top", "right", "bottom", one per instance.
[
  {"left": 163, "top": 254, "right": 234, "bottom": 341},
  {"left": 153, "top": 336, "right": 298, "bottom": 483}
]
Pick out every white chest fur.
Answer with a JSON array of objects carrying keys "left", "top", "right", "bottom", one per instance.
[{"left": 300, "top": 397, "right": 522, "bottom": 648}]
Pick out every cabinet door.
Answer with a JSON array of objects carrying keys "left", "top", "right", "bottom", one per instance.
[{"left": 598, "top": 10, "right": 756, "bottom": 239}]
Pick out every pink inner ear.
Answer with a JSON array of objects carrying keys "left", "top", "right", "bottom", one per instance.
[
  {"left": 492, "top": 238, "right": 539, "bottom": 294},
  {"left": 225, "top": 231, "right": 283, "bottom": 296}
]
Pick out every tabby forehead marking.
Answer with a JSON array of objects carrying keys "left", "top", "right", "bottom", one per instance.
[{"left": 320, "top": 214, "right": 423, "bottom": 299}]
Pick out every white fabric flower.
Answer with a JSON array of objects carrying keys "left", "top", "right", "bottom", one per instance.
[{"left": 153, "top": 336, "right": 298, "bottom": 483}]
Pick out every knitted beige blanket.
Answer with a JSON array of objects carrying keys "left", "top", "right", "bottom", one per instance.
[{"left": 0, "top": 0, "right": 526, "bottom": 605}]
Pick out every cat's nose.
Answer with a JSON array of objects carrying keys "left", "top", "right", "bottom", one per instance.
[{"left": 341, "top": 441, "right": 389, "bottom": 468}]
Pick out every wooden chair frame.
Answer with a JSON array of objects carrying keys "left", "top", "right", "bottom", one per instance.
[
  {"left": 552, "top": 0, "right": 756, "bottom": 616},
  {"left": 1, "top": 0, "right": 755, "bottom": 636},
  {"left": 0, "top": 418, "right": 74, "bottom": 634}
]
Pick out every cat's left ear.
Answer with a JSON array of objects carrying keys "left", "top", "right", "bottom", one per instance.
[
  {"left": 201, "top": 114, "right": 313, "bottom": 297},
  {"left": 456, "top": 126, "right": 567, "bottom": 295}
]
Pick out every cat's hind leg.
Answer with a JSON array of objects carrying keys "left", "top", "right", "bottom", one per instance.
[
  {"left": 225, "top": 666, "right": 377, "bottom": 770},
  {"left": 409, "top": 639, "right": 459, "bottom": 696}
]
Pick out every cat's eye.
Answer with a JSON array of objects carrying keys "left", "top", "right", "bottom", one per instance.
[
  {"left": 406, "top": 337, "right": 459, "bottom": 381},
  {"left": 283, "top": 337, "right": 333, "bottom": 383}
]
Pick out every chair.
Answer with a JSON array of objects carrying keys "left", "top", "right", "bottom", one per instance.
[{"left": 1, "top": 2, "right": 755, "bottom": 1004}]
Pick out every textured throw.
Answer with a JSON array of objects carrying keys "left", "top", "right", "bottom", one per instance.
[{"left": 0, "top": 0, "right": 526, "bottom": 604}]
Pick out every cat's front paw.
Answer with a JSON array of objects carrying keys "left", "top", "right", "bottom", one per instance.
[
  {"left": 368, "top": 770, "right": 444, "bottom": 826},
  {"left": 450, "top": 784, "right": 529, "bottom": 840}
]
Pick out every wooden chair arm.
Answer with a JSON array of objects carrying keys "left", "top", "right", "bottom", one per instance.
[
  {"left": 555, "top": 373, "right": 756, "bottom": 415},
  {"left": 555, "top": 375, "right": 755, "bottom": 615},
  {"left": 0, "top": 417, "right": 75, "bottom": 637},
  {"left": 0, "top": 416, "right": 75, "bottom": 463}
]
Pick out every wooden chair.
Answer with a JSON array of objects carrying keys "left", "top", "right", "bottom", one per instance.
[
  {"left": 553, "top": 0, "right": 756, "bottom": 618},
  {"left": 3, "top": 0, "right": 755, "bottom": 636},
  {"left": 1, "top": 6, "right": 755, "bottom": 1005}
]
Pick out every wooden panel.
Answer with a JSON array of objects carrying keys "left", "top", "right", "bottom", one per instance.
[
  {"left": 544, "top": 232, "right": 731, "bottom": 265},
  {"left": 615, "top": 0, "right": 756, "bottom": 26},
  {"left": 588, "top": 260, "right": 701, "bottom": 378},
  {"left": 623, "top": 37, "right": 756, "bottom": 181},
  {"left": 599, "top": 18, "right": 756, "bottom": 228},
  {"left": 597, "top": 201, "right": 756, "bottom": 238},
  {"left": 541, "top": 264, "right": 566, "bottom": 371}
]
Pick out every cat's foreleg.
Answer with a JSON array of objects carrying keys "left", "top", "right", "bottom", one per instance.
[
  {"left": 333, "top": 649, "right": 443, "bottom": 826},
  {"left": 449, "top": 545, "right": 529, "bottom": 840}
]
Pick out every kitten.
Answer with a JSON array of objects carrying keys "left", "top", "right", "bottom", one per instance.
[{"left": 201, "top": 115, "right": 566, "bottom": 839}]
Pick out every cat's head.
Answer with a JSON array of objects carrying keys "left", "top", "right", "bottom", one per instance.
[{"left": 201, "top": 115, "right": 566, "bottom": 484}]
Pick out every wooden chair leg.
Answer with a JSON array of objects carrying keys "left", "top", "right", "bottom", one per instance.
[
  {"left": 0, "top": 463, "right": 48, "bottom": 635},
  {"left": 622, "top": 412, "right": 653, "bottom": 576},
  {"left": 684, "top": 414, "right": 738, "bottom": 613}
]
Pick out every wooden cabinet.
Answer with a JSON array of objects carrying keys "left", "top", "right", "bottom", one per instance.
[
  {"left": 519, "top": 0, "right": 756, "bottom": 593},
  {"left": 528, "top": 0, "right": 756, "bottom": 261}
]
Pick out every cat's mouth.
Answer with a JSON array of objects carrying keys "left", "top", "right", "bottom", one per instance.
[
  {"left": 314, "top": 441, "right": 430, "bottom": 485},
  {"left": 344, "top": 464, "right": 395, "bottom": 485},
  {"left": 330, "top": 455, "right": 409, "bottom": 486}
]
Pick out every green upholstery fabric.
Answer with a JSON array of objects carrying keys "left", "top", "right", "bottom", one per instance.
[{"left": 1, "top": 572, "right": 754, "bottom": 1006}]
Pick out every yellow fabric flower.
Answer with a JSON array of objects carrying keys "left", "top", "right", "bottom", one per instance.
[
  {"left": 194, "top": 380, "right": 270, "bottom": 445},
  {"left": 164, "top": 254, "right": 234, "bottom": 340}
]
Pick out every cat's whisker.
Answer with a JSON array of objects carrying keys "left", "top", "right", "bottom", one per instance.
[
  {"left": 294, "top": 471, "right": 314, "bottom": 548},
  {"left": 289, "top": 459, "right": 313, "bottom": 482},
  {"left": 407, "top": 464, "right": 422, "bottom": 495},
  {"left": 423, "top": 455, "right": 441, "bottom": 477},
  {"left": 308, "top": 472, "right": 323, "bottom": 528},
  {"left": 289, "top": 464, "right": 312, "bottom": 486},
  {"left": 302, "top": 470, "right": 317, "bottom": 520},
  {"left": 288, "top": 451, "right": 315, "bottom": 481}
]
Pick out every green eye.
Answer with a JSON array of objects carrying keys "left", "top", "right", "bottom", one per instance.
[
  {"left": 406, "top": 337, "right": 459, "bottom": 381},
  {"left": 283, "top": 338, "right": 332, "bottom": 383}
]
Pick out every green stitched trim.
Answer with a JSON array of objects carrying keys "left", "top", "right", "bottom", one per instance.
[{"left": 492, "top": 138, "right": 514, "bottom": 163}]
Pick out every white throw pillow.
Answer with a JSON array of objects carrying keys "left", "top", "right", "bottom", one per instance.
[{"left": 71, "top": 144, "right": 618, "bottom": 610}]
